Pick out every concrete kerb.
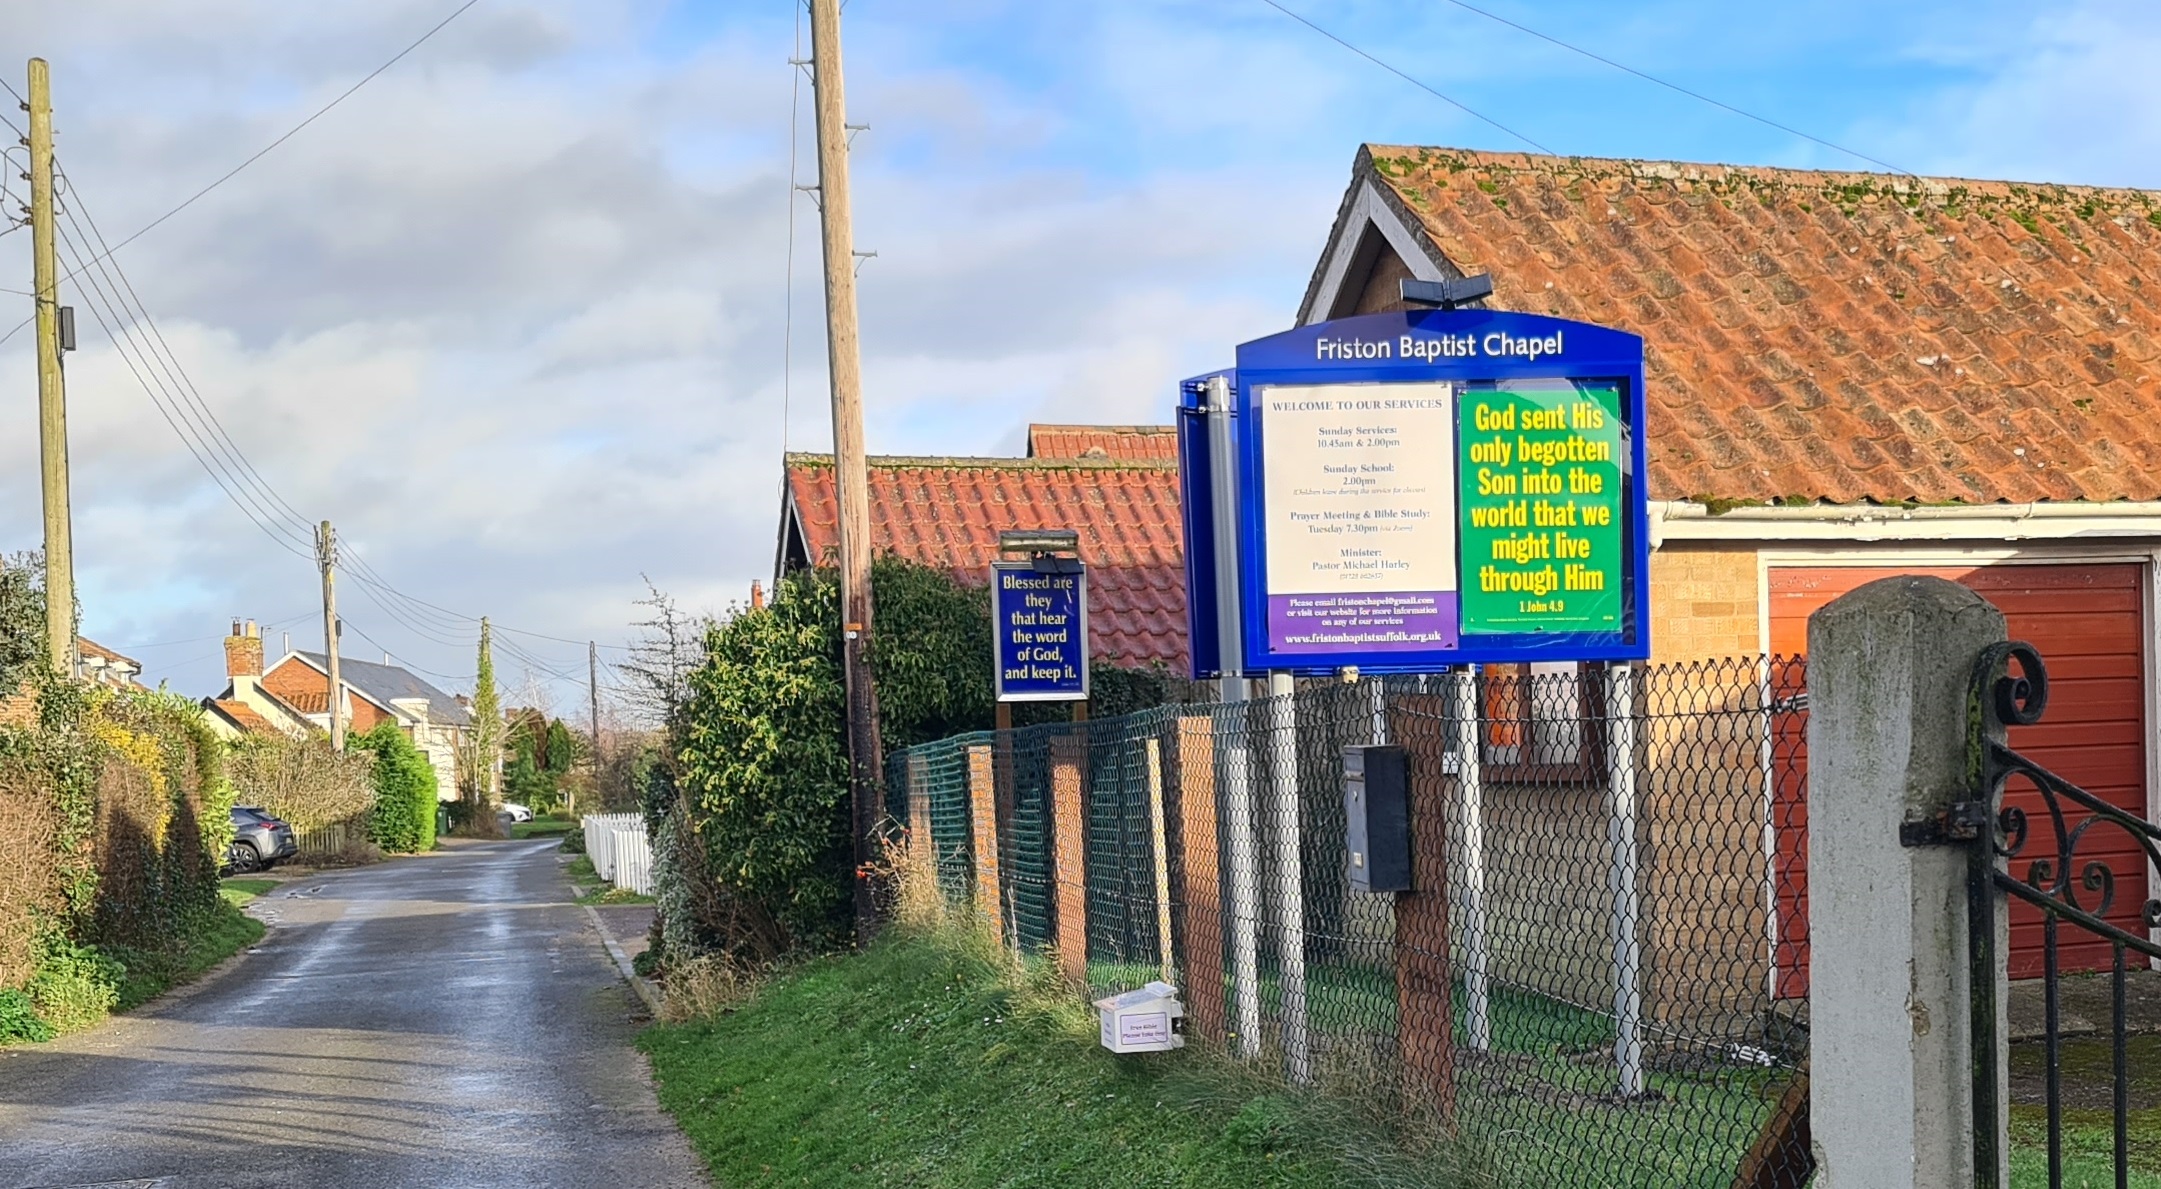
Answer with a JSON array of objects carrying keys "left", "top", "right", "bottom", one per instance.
[{"left": 583, "top": 903, "right": 662, "bottom": 1016}]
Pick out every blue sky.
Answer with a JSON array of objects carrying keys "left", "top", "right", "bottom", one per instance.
[{"left": 0, "top": 0, "right": 2149, "bottom": 707}]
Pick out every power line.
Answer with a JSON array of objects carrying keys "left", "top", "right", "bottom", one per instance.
[
  {"left": 57, "top": 166, "right": 322, "bottom": 544},
  {"left": 57, "top": 168, "right": 633, "bottom": 657},
  {"left": 59, "top": 0, "right": 484, "bottom": 283},
  {"left": 337, "top": 614, "right": 468, "bottom": 684},
  {"left": 1256, "top": 0, "right": 1554, "bottom": 155},
  {"left": 1430, "top": 0, "right": 1911, "bottom": 175},
  {"left": 54, "top": 227, "right": 314, "bottom": 558},
  {"left": 345, "top": 575, "right": 476, "bottom": 650},
  {"left": 54, "top": 223, "right": 316, "bottom": 560},
  {"left": 122, "top": 609, "right": 312, "bottom": 649}
]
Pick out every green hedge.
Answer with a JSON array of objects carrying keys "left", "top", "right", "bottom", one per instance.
[
  {"left": 0, "top": 678, "right": 238, "bottom": 1042},
  {"left": 351, "top": 721, "right": 438, "bottom": 854}
]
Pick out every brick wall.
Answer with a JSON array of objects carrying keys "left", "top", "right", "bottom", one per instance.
[
  {"left": 260, "top": 660, "right": 393, "bottom": 733},
  {"left": 1649, "top": 543, "right": 1761, "bottom": 661}
]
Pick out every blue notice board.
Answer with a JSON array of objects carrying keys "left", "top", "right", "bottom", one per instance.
[
  {"left": 1179, "top": 307, "right": 1650, "bottom": 678},
  {"left": 993, "top": 562, "right": 1090, "bottom": 702}
]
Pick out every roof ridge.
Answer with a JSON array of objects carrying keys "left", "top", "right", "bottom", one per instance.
[
  {"left": 785, "top": 451, "right": 1178, "bottom": 471},
  {"left": 1027, "top": 423, "right": 1175, "bottom": 433},
  {"left": 1361, "top": 143, "right": 2161, "bottom": 204}
]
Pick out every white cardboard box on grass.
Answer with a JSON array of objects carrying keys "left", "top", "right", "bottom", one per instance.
[{"left": 1094, "top": 981, "right": 1185, "bottom": 1053}]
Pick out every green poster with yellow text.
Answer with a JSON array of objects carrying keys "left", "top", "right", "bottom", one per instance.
[{"left": 1457, "top": 380, "right": 1625, "bottom": 635}]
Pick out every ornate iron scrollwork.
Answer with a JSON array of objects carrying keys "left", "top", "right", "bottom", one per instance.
[
  {"left": 1973, "top": 641, "right": 2161, "bottom": 936},
  {"left": 1967, "top": 640, "right": 2161, "bottom": 1189}
]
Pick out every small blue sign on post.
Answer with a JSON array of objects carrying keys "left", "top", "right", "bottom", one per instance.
[{"left": 993, "top": 561, "right": 1090, "bottom": 702}]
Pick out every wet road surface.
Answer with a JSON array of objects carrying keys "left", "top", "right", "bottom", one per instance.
[{"left": 0, "top": 840, "right": 705, "bottom": 1189}]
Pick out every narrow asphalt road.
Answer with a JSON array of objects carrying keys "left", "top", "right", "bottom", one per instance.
[{"left": 0, "top": 840, "right": 706, "bottom": 1189}]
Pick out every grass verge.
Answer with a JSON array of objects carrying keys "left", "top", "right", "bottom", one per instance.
[
  {"left": 512, "top": 816, "right": 578, "bottom": 840},
  {"left": 2008, "top": 1033, "right": 2161, "bottom": 1188},
  {"left": 219, "top": 877, "right": 278, "bottom": 906},
  {"left": 564, "top": 853, "right": 654, "bottom": 905},
  {"left": 639, "top": 926, "right": 1501, "bottom": 1189},
  {"left": 105, "top": 902, "right": 267, "bottom": 1012},
  {"left": 2, "top": 901, "right": 266, "bottom": 1045}
]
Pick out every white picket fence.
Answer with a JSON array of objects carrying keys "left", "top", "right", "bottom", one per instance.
[{"left": 581, "top": 813, "right": 653, "bottom": 896}]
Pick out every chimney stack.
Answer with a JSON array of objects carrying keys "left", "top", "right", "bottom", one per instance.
[
  {"left": 225, "top": 619, "right": 265, "bottom": 693},
  {"left": 750, "top": 580, "right": 765, "bottom": 610}
]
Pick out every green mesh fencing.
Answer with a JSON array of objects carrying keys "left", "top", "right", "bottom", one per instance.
[{"left": 884, "top": 659, "right": 1814, "bottom": 1188}]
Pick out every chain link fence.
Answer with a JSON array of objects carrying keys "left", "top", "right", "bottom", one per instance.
[{"left": 887, "top": 657, "right": 1812, "bottom": 1188}]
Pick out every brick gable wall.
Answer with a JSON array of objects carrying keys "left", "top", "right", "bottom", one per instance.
[{"left": 260, "top": 659, "right": 393, "bottom": 733}]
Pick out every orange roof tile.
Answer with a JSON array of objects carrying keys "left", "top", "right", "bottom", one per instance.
[
  {"left": 1027, "top": 424, "right": 1179, "bottom": 462},
  {"left": 207, "top": 698, "right": 278, "bottom": 736},
  {"left": 1347, "top": 145, "right": 2161, "bottom": 504},
  {"left": 278, "top": 689, "right": 332, "bottom": 715},
  {"left": 784, "top": 452, "right": 1187, "bottom": 667}
]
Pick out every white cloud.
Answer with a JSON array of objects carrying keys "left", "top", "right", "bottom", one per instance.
[
  {"left": 2, "top": 0, "right": 2124, "bottom": 703},
  {"left": 1867, "top": 0, "right": 2161, "bottom": 188}
]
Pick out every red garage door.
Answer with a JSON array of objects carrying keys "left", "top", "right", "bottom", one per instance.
[{"left": 1769, "top": 564, "right": 2149, "bottom": 995}]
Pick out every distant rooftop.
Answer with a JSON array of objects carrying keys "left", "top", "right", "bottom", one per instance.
[
  {"left": 295, "top": 652, "right": 471, "bottom": 726},
  {"left": 780, "top": 425, "right": 1188, "bottom": 667}
]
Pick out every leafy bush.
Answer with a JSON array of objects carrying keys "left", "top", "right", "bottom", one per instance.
[
  {"left": 350, "top": 721, "right": 437, "bottom": 854},
  {"left": 0, "top": 987, "right": 52, "bottom": 1043},
  {"left": 0, "top": 551, "right": 51, "bottom": 695},
  {"left": 673, "top": 569, "right": 850, "bottom": 958},
  {"left": 861, "top": 556, "right": 996, "bottom": 753},
  {"left": 504, "top": 744, "right": 555, "bottom": 812},
  {"left": 1, "top": 675, "right": 240, "bottom": 1040},
  {"left": 544, "top": 719, "right": 579, "bottom": 773},
  {"left": 656, "top": 555, "right": 1190, "bottom": 964},
  {"left": 27, "top": 937, "right": 122, "bottom": 1034},
  {"left": 225, "top": 732, "right": 375, "bottom": 833}
]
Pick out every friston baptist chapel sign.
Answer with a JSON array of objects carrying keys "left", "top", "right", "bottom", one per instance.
[{"left": 1178, "top": 306, "right": 1649, "bottom": 677}]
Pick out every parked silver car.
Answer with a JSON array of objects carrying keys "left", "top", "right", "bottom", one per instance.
[{"left": 226, "top": 805, "right": 297, "bottom": 873}]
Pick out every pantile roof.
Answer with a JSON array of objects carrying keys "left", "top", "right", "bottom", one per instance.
[
  {"left": 277, "top": 688, "right": 332, "bottom": 715},
  {"left": 1028, "top": 424, "right": 1179, "bottom": 462},
  {"left": 782, "top": 450, "right": 1187, "bottom": 667},
  {"left": 1339, "top": 145, "right": 2161, "bottom": 504},
  {"left": 204, "top": 698, "right": 278, "bottom": 736}
]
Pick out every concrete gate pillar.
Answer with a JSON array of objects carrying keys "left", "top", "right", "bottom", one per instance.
[{"left": 1807, "top": 575, "right": 2009, "bottom": 1187}]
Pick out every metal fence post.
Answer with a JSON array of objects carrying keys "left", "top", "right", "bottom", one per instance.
[
  {"left": 1222, "top": 700, "right": 1263, "bottom": 1059},
  {"left": 1605, "top": 662, "right": 1646, "bottom": 1099},
  {"left": 1807, "top": 575, "right": 2007, "bottom": 1188},
  {"left": 1205, "top": 373, "right": 1264, "bottom": 1060},
  {"left": 1448, "top": 668, "right": 1493, "bottom": 1052},
  {"left": 1267, "top": 671, "right": 1311, "bottom": 1085}
]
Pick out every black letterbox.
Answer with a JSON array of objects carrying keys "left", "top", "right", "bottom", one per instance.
[{"left": 1344, "top": 745, "right": 1410, "bottom": 893}]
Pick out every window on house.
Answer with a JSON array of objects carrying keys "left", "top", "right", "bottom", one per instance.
[{"left": 1479, "top": 660, "right": 1607, "bottom": 784}]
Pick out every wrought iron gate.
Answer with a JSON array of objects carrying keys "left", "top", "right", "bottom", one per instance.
[{"left": 1967, "top": 642, "right": 2161, "bottom": 1189}]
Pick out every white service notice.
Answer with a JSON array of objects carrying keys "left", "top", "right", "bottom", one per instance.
[{"left": 1257, "top": 381, "right": 1460, "bottom": 655}]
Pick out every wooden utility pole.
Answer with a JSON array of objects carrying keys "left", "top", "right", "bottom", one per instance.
[
  {"left": 588, "top": 640, "right": 601, "bottom": 750},
  {"left": 27, "top": 58, "right": 74, "bottom": 678},
  {"left": 316, "top": 521, "right": 345, "bottom": 748},
  {"left": 809, "top": 0, "right": 885, "bottom": 933}
]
